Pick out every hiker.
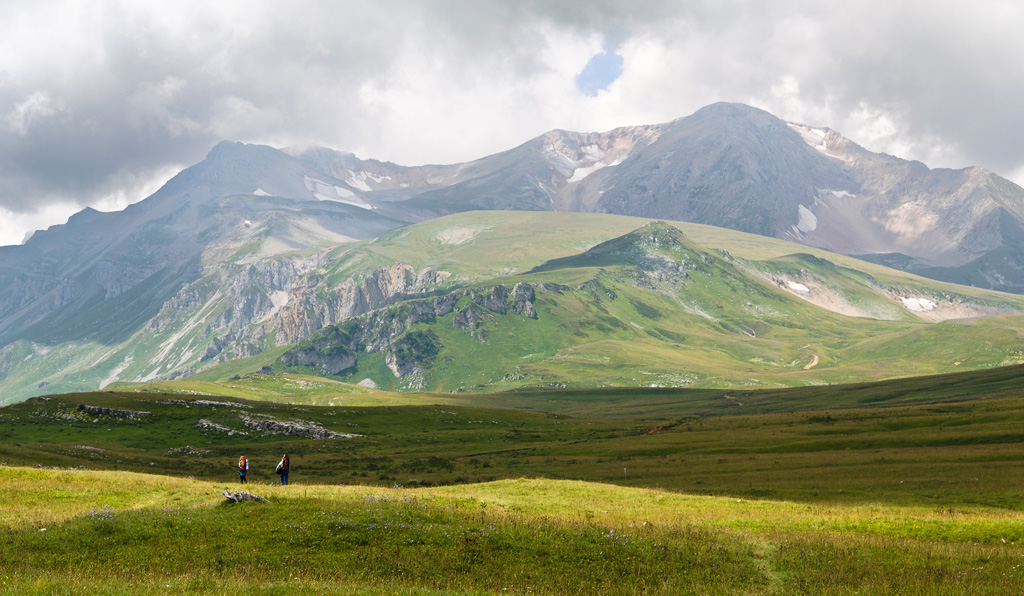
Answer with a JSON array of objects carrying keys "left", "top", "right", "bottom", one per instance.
[
  {"left": 238, "top": 455, "right": 249, "bottom": 484},
  {"left": 276, "top": 453, "right": 290, "bottom": 485}
]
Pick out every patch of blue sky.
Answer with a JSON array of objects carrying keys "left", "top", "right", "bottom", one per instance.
[{"left": 575, "top": 52, "right": 624, "bottom": 96}]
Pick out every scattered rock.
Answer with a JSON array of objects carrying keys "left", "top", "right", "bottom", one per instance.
[
  {"left": 167, "top": 445, "right": 211, "bottom": 455},
  {"left": 238, "top": 413, "right": 360, "bottom": 439},
  {"left": 76, "top": 404, "right": 151, "bottom": 420},
  {"left": 222, "top": 490, "right": 269, "bottom": 503},
  {"left": 193, "top": 399, "right": 253, "bottom": 409},
  {"left": 195, "top": 419, "right": 248, "bottom": 436}
]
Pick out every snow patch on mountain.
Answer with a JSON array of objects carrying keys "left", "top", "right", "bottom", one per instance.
[
  {"left": 900, "top": 297, "right": 936, "bottom": 312},
  {"left": 568, "top": 159, "right": 623, "bottom": 183},
  {"left": 786, "top": 122, "right": 852, "bottom": 162},
  {"left": 257, "top": 291, "right": 291, "bottom": 323},
  {"left": 303, "top": 176, "right": 374, "bottom": 210},
  {"left": 787, "top": 280, "right": 811, "bottom": 294},
  {"left": 346, "top": 171, "right": 392, "bottom": 192},
  {"left": 794, "top": 204, "right": 818, "bottom": 234},
  {"left": 253, "top": 188, "right": 271, "bottom": 197}
]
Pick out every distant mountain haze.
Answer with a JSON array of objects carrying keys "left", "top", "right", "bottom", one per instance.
[{"left": 2, "top": 102, "right": 1023, "bottom": 402}]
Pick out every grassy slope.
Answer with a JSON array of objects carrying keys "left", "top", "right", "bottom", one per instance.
[
  {"left": 2, "top": 468, "right": 1022, "bottom": 595},
  {"left": 5, "top": 363, "right": 1024, "bottom": 594},
  {"left": 6, "top": 211, "right": 1024, "bottom": 405},
  {"left": 256, "top": 215, "right": 1024, "bottom": 392}
]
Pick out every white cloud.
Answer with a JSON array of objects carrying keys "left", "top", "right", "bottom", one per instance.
[
  {"left": 4, "top": 0, "right": 1024, "bottom": 246},
  {"left": 5, "top": 91, "right": 66, "bottom": 134},
  {"left": 127, "top": 76, "right": 200, "bottom": 136},
  {"left": 0, "top": 202, "right": 82, "bottom": 246},
  {"left": 208, "top": 96, "right": 284, "bottom": 141}
]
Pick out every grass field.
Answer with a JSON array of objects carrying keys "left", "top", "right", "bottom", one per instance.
[
  {"left": 2, "top": 468, "right": 1022, "bottom": 595},
  {"left": 6, "top": 367, "right": 1024, "bottom": 506},
  {"left": 5, "top": 364, "right": 1024, "bottom": 593}
]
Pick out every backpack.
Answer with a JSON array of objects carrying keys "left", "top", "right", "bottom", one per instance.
[{"left": 238, "top": 456, "right": 247, "bottom": 471}]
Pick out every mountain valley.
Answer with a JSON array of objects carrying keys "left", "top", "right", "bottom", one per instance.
[{"left": 3, "top": 104, "right": 1024, "bottom": 402}]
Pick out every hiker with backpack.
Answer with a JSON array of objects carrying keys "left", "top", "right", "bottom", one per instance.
[
  {"left": 275, "top": 453, "right": 290, "bottom": 485},
  {"left": 238, "top": 455, "right": 249, "bottom": 484}
]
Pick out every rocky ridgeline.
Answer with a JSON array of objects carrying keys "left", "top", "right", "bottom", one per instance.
[{"left": 623, "top": 224, "right": 707, "bottom": 288}]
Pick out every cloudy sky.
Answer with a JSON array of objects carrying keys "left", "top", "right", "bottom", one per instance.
[{"left": 2, "top": 0, "right": 1023, "bottom": 246}]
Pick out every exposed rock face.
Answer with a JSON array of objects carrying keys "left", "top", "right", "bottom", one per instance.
[
  {"left": 150, "top": 254, "right": 325, "bottom": 363},
  {"left": 510, "top": 283, "right": 538, "bottom": 318},
  {"left": 282, "top": 282, "right": 544, "bottom": 378},
  {"left": 283, "top": 348, "right": 357, "bottom": 376},
  {"left": 385, "top": 329, "right": 441, "bottom": 377},
  {"left": 271, "top": 264, "right": 452, "bottom": 346}
]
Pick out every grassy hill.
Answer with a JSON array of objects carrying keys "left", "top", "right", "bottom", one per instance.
[
  {"left": 247, "top": 215, "right": 1024, "bottom": 392},
  {"left": 6, "top": 210, "right": 1024, "bottom": 405}
]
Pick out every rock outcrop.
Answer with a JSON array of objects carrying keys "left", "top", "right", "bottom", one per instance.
[
  {"left": 281, "top": 281, "right": 543, "bottom": 378},
  {"left": 238, "top": 413, "right": 359, "bottom": 439},
  {"left": 76, "top": 404, "right": 151, "bottom": 420}
]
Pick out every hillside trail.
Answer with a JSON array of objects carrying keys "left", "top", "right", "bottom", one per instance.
[{"left": 803, "top": 354, "right": 820, "bottom": 370}]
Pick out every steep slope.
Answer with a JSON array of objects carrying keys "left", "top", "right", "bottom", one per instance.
[
  {"left": 591, "top": 103, "right": 853, "bottom": 238},
  {"left": 0, "top": 142, "right": 412, "bottom": 403}
]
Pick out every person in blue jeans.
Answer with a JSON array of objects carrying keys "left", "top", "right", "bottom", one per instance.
[{"left": 276, "top": 453, "right": 290, "bottom": 485}]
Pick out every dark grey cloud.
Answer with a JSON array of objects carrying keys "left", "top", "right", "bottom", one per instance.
[{"left": 2, "top": 0, "right": 1023, "bottom": 245}]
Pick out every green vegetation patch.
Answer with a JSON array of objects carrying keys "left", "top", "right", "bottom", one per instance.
[{"left": 2, "top": 470, "right": 1023, "bottom": 595}]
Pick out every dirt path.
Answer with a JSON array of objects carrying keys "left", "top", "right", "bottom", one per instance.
[{"left": 803, "top": 354, "right": 820, "bottom": 370}]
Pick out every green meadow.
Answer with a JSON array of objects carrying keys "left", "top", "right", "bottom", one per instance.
[
  {"left": 3, "top": 364, "right": 1024, "bottom": 594},
  {"left": 3, "top": 470, "right": 1022, "bottom": 595}
]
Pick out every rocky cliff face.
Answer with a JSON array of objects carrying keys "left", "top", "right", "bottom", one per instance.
[
  {"left": 269, "top": 263, "right": 452, "bottom": 346},
  {"left": 280, "top": 282, "right": 539, "bottom": 379}
]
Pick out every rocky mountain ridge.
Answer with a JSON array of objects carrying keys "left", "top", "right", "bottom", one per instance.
[{"left": 3, "top": 103, "right": 1024, "bottom": 401}]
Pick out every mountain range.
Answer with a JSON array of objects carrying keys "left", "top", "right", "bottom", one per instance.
[{"left": 2, "top": 102, "right": 1024, "bottom": 403}]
